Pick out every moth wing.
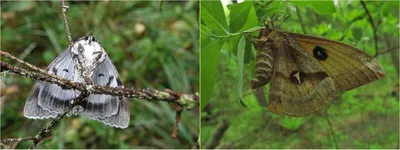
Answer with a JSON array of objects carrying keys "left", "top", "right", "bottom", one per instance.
[
  {"left": 288, "top": 32, "right": 385, "bottom": 91},
  {"left": 82, "top": 55, "right": 130, "bottom": 128},
  {"left": 23, "top": 83, "right": 57, "bottom": 119},
  {"left": 92, "top": 97, "right": 130, "bottom": 128},
  {"left": 268, "top": 32, "right": 338, "bottom": 116},
  {"left": 25, "top": 48, "right": 78, "bottom": 118},
  {"left": 251, "top": 29, "right": 275, "bottom": 89}
]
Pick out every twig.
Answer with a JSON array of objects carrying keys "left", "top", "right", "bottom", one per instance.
[
  {"left": 1, "top": 136, "right": 35, "bottom": 144},
  {"left": 60, "top": 0, "right": 73, "bottom": 45},
  {"left": 295, "top": 6, "right": 307, "bottom": 34},
  {"left": 374, "top": 46, "right": 399, "bottom": 57},
  {"left": 324, "top": 106, "right": 339, "bottom": 149},
  {"left": 171, "top": 105, "right": 183, "bottom": 138},
  {"left": 204, "top": 120, "right": 230, "bottom": 149},
  {"left": 0, "top": 93, "right": 88, "bottom": 149},
  {"left": 360, "top": 0, "right": 378, "bottom": 55},
  {"left": 0, "top": 51, "right": 48, "bottom": 76},
  {"left": 29, "top": 92, "right": 89, "bottom": 149},
  {"left": 19, "top": 43, "right": 37, "bottom": 60},
  {"left": 0, "top": 54, "right": 198, "bottom": 108}
]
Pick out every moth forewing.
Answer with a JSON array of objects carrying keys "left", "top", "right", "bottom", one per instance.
[
  {"left": 25, "top": 49, "right": 77, "bottom": 118},
  {"left": 287, "top": 32, "right": 385, "bottom": 91}
]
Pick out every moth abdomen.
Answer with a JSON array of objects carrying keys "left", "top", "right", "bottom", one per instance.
[{"left": 251, "top": 41, "right": 275, "bottom": 89}]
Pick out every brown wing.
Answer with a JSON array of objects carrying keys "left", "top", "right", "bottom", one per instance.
[
  {"left": 268, "top": 31, "right": 339, "bottom": 116},
  {"left": 288, "top": 32, "right": 385, "bottom": 91}
]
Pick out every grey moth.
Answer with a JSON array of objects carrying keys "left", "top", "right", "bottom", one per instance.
[{"left": 24, "top": 34, "right": 130, "bottom": 128}]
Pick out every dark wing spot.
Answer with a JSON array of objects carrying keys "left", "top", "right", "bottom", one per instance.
[
  {"left": 106, "top": 76, "right": 114, "bottom": 86},
  {"left": 52, "top": 68, "right": 58, "bottom": 75},
  {"left": 62, "top": 69, "right": 69, "bottom": 73},
  {"left": 116, "top": 78, "right": 123, "bottom": 86},
  {"left": 313, "top": 46, "right": 328, "bottom": 60},
  {"left": 98, "top": 73, "right": 105, "bottom": 77}
]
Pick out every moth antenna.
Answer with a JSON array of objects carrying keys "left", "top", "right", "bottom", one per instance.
[
  {"left": 69, "top": 15, "right": 89, "bottom": 36},
  {"left": 276, "top": 14, "right": 291, "bottom": 29}
]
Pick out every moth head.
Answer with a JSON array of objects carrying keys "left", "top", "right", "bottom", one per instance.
[{"left": 71, "top": 34, "right": 106, "bottom": 78}]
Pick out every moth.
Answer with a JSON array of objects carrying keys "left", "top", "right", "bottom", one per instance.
[
  {"left": 24, "top": 34, "right": 130, "bottom": 128},
  {"left": 251, "top": 25, "right": 385, "bottom": 116}
]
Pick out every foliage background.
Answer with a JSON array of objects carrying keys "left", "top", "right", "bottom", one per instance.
[
  {"left": 201, "top": 0, "right": 399, "bottom": 149},
  {"left": 1, "top": 1, "right": 198, "bottom": 149}
]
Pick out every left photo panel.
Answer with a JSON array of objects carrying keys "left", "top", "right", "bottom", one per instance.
[{"left": 1, "top": 1, "right": 199, "bottom": 149}]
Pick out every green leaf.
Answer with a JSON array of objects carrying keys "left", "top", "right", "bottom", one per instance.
[
  {"left": 244, "top": 40, "right": 252, "bottom": 64},
  {"left": 290, "top": 1, "right": 336, "bottom": 15},
  {"left": 236, "top": 36, "right": 247, "bottom": 107},
  {"left": 201, "top": 1, "right": 229, "bottom": 33},
  {"left": 201, "top": 24, "right": 212, "bottom": 36},
  {"left": 225, "top": 35, "right": 242, "bottom": 55},
  {"left": 352, "top": 27, "right": 362, "bottom": 41},
  {"left": 239, "top": 98, "right": 248, "bottom": 107},
  {"left": 200, "top": 38, "right": 221, "bottom": 109},
  {"left": 228, "top": 1, "right": 259, "bottom": 33}
]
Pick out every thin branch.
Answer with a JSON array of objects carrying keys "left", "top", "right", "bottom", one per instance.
[
  {"left": 295, "top": 6, "right": 307, "bottom": 34},
  {"left": 0, "top": 51, "right": 48, "bottom": 76},
  {"left": 374, "top": 46, "right": 399, "bottom": 57},
  {"left": 29, "top": 92, "right": 89, "bottom": 149},
  {"left": 19, "top": 43, "right": 37, "bottom": 60},
  {"left": 60, "top": 0, "right": 73, "bottom": 45},
  {"left": 204, "top": 120, "right": 231, "bottom": 149},
  {"left": 0, "top": 52, "right": 198, "bottom": 108},
  {"left": 171, "top": 104, "right": 183, "bottom": 138},
  {"left": 360, "top": 0, "right": 378, "bottom": 55},
  {"left": 1, "top": 136, "right": 35, "bottom": 144},
  {"left": 0, "top": 93, "right": 88, "bottom": 149},
  {"left": 324, "top": 106, "right": 339, "bottom": 149}
]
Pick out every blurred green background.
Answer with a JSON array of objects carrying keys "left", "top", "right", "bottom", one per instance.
[
  {"left": 1, "top": 1, "right": 198, "bottom": 149},
  {"left": 201, "top": 0, "right": 399, "bottom": 149}
]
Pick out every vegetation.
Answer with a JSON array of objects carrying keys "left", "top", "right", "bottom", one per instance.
[
  {"left": 201, "top": 1, "right": 399, "bottom": 149},
  {"left": 1, "top": 1, "right": 198, "bottom": 148}
]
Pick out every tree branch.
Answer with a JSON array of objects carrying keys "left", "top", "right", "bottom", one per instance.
[
  {"left": 204, "top": 120, "right": 230, "bottom": 149},
  {"left": 171, "top": 104, "right": 183, "bottom": 138},
  {"left": 0, "top": 52, "right": 198, "bottom": 108},
  {"left": 60, "top": 0, "right": 73, "bottom": 45},
  {"left": 360, "top": 0, "right": 378, "bottom": 55},
  {"left": 0, "top": 92, "right": 89, "bottom": 149}
]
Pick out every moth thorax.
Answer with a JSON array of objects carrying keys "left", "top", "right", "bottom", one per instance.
[{"left": 71, "top": 35, "right": 106, "bottom": 80}]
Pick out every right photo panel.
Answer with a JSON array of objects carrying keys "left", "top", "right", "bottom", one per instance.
[{"left": 200, "top": 0, "right": 399, "bottom": 149}]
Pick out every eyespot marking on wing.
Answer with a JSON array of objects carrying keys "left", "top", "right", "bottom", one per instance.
[{"left": 313, "top": 46, "right": 328, "bottom": 60}]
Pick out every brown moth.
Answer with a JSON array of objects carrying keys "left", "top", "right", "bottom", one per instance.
[{"left": 251, "top": 25, "right": 385, "bottom": 116}]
